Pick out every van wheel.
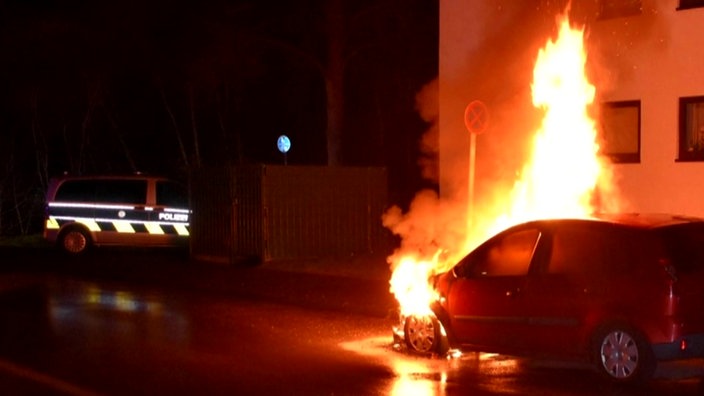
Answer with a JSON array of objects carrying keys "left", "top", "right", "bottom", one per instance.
[
  {"left": 592, "top": 323, "right": 656, "bottom": 383},
  {"left": 404, "top": 314, "right": 449, "bottom": 355},
  {"left": 58, "top": 228, "right": 91, "bottom": 254}
]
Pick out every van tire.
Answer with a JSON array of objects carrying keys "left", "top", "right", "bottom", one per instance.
[{"left": 58, "top": 227, "right": 91, "bottom": 255}]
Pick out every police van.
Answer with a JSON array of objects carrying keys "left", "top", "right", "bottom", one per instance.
[{"left": 43, "top": 174, "right": 190, "bottom": 254}]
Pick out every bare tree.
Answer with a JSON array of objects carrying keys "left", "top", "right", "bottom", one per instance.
[
  {"left": 324, "top": 0, "right": 345, "bottom": 166},
  {"left": 159, "top": 84, "right": 191, "bottom": 169},
  {"left": 30, "top": 91, "right": 50, "bottom": 191},
  {"left": 188, "top": 84, "right": 202, "bottom": 168}
]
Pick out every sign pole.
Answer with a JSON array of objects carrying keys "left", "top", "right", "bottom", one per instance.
[
  {"left": 464, "top": 100, "right": 489, "bottom": 231},
  {"left": 469, "top": 133, "right": 476, "bottom": 229}
]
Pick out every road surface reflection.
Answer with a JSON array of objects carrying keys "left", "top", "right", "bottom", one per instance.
[
  {"left": 12, "top": 277, "right": 704, "bottom": 395},
  {"left": 340, "top": 336, "right": 527, "bottom": 396},
  {"left": 48, "top": 280, "right": 191, "bottom": 347},
  {"left": 341, "top": 334, "right": 704, "bottom": 396}
]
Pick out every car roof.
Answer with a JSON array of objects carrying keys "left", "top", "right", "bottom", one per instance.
[{"left": 528, "top": 213, "right": 704, "bottom": 230}]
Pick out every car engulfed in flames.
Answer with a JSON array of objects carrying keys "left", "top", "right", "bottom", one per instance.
[
  {"left": 391, "top": 274, "right": 450, "bottom": 357},
  {"left": 392, "top": 214, "right": 704, "bottom": 384},
  {"left": 390, "top": 10, "right": 602, "bottom": 359},
  {"left": 389, "top": 253, "right": 457, "bottom": 356},
  {"left": 384, "top": 8, "right": 690, "bottom": 384}
]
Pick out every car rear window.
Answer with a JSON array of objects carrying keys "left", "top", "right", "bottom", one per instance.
[{"left": 659, "top": 223, "right": 704, "bottom": 274}]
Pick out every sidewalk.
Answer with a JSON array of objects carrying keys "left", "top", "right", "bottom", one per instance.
[{"left": 168, "top": 253, "right": 399, "bottom": 318}]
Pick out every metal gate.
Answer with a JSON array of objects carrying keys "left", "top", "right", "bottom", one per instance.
[{"left": 190, "top": 165, "right": 388, "bottom": 263}]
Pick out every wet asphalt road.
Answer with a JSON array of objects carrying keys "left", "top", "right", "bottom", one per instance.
[{"left": 1, "top": 247, "right": 704, "bottom": 395}]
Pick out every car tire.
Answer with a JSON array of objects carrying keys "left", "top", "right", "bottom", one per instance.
[
  {"left": 404, "top": 314, "right": 449, "bottom": 355},
  {"left": 58, "top": 227, "right": 91, "bottom": 255},
  {"left": 592, "top": 323, "right": 656, "bottom": 383}
]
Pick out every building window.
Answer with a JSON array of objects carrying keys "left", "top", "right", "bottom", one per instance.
[
  {"left": 599, "top": 101, "right": 641, "bottom": 163},
  {"left": 678, "top": 0, "right": 704, "bottom": 10},
  {"left": 598, "top": 0, "right": 642, "bottom": 19},
  {"left": 679, "top": 96, "right": 704, "bottom": 161}
]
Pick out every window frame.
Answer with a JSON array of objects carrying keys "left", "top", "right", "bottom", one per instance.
[
  {"left": 678, "top": 96, "right": 704, "bottom": 162},
  {"left": 677, "top": 0, "right": 704, "bottom": 11},
  {"left": 599, "top": 100, "right": 641, "bottom": 164}
]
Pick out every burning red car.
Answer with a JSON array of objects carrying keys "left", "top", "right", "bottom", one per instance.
[{"left": 396, "top": 213, "right": 704, "bottom": 383}]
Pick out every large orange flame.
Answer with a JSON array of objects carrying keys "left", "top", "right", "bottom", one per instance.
[
  {"left": 390, "top": 12, "right": 611, "bottom": 317},
  {"left": 488, "top": 13, "right": 604, "bottom": 235}
]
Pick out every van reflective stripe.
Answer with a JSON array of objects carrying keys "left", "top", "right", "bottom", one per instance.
[
  {"left": 164, "top": 207, "right": 190, "bottom": 214},
  {"left": 46, "top": 200, "right": 190, "bottom": 237},
  {"left": 53, "top": 216, "right": 190, "bottom": 227},
  {"left": 173, "top": 224, "right": 190, "bottom": 236},
  {"left": 77, "top": 219, "right": 101, "bottom": 232},
  {"left": 50, "top": 217, "right": 189, "bottom": 236},
  {"left": 113, "top": 221, "right": 135, "bottom": 233},
  {"left": 46, "top": 218, "right": 60, "bottom": 230},
  {"left": 48, "top": 202, "right": 135, "bottom": 210},
  {"left": 48, "top": 203, "right": 189, "bottom": 223},
  {"left": 145, "top": 223, "right": 165, "bottom": 235}
]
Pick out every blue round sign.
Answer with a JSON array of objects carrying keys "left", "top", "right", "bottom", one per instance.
[{"left": 277, "top": 135, "right": 291, "bottom": 154}]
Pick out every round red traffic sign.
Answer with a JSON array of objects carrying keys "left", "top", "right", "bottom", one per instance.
[{"left": 464, "top": 100, "right": 489, "bottom": 135}]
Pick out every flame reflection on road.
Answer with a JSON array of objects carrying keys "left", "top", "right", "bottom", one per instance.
[{"left": 340, "top": 337, "right": 520, "bottom": 396}]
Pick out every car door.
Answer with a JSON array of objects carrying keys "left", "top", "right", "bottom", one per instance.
[
  {"left": 445, "top": 227, "right": 541, "bottom": 351},
  {"left": 516, "top": 223, "right": 606, "bottom": 357}
]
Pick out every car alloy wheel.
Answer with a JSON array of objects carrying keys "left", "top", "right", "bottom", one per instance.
[
  {"left": 595, "top": 324, "right": 655, "bottom": 383},
  {"left": 404, "top": 314, "right": 447, "bottom": 355}
]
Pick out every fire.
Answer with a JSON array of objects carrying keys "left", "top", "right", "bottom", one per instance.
[
  {"left": 389, "top": 254, "right": 441, "bottom": 317},
  {"left": 389, "top": 12, "right": 610, "bottom": 317},
  {"left": 499, "top": 13, "right": 601, "bottom": 228}
]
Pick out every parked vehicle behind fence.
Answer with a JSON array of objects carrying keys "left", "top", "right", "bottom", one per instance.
[{"left": 43, "top": 174, "right": 190, "bottom": 254}]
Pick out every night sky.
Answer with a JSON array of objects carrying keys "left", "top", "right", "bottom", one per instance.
[{"left": 0, "top": 0, "right": 438, "bottom": 234}]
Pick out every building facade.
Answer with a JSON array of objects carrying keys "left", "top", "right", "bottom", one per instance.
[{"left": 439, "top": 0, "right": 704, "bottom": 218}]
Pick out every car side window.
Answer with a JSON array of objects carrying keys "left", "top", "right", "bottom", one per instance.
[
  {"left": 548, "top": 227, "right": 598, "bottom": 275},
  {"left": 548, "top": 225, "right": 646, "bottom": 276},
  {"left": 466, "top": 229, "right": 540, "bottom": 277}
]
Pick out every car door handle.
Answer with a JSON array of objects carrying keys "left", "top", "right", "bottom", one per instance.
[{"left": 505, "top": 288, "right": 521, "bottom": 298}]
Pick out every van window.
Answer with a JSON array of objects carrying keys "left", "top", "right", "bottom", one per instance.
[
  {"left": 95, "top": 180, "right": 147, "bottom": 204},
  {"left": 156, "top": 181, "right": 188, "bottom": 208},
  {"left": 55, "top": 180, "right": 96, "bottom": 202},
  {"left": 54, "top": 179, "right": 147, "bottom": 205}
]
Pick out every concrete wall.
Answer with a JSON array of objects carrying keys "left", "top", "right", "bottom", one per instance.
[{"left": 439, "top": 0, "right": 704, "bottom": 217}]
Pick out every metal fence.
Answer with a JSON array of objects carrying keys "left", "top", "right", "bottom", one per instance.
[{"left": 190, "top": 165, "right": 389, "bottom": 264}]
